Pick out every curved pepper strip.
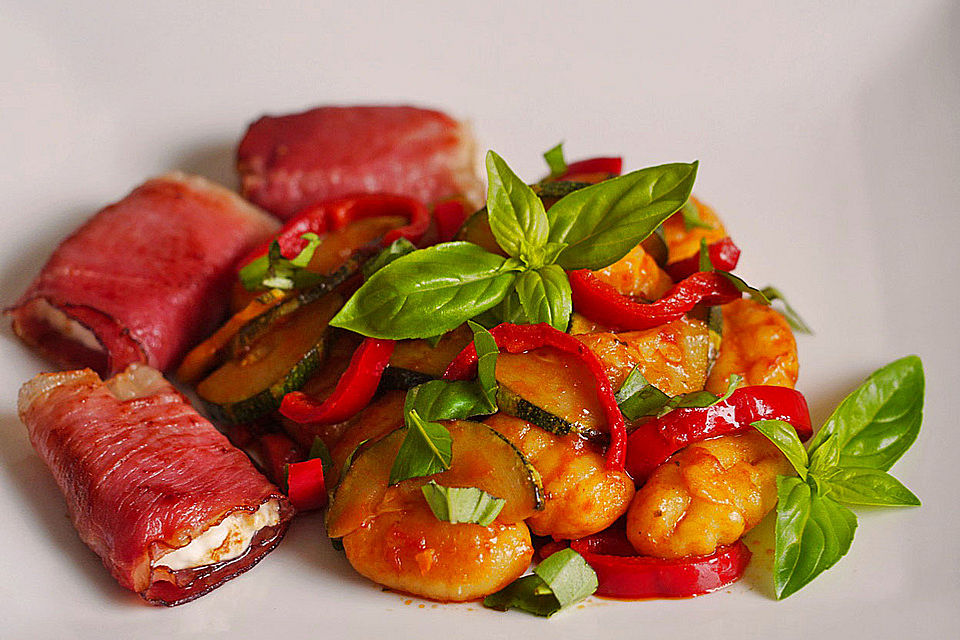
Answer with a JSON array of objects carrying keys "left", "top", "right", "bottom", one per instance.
[
  {"left": 568, "top": 270, "right": 742, "bottom": 331},
  {"left": 665, "top": 237, "right": 741, "bottom": 282},
  {"left": 286, "top": 458, "right": 328, "bottom": 511},
  {"left": 625, "top": 385, "right": 813, "bottom": 483},
  {"left": 556, "top": 157, "right": 623, "bottom": 183},
  {"left": 443, "top": 323, "right": 627, "bottom": 470},
  {"left": 569, "top": 527, "right": 751, "bottom": 599},
  {"left": 280, "top": 338, "right": 396, "bottom": 424},
  {"left": 242, "top": 194, "right": 431, "bottom": 265}
]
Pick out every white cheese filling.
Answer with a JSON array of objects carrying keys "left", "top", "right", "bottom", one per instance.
[
  {"left": 155, "top": 500, "right": 280, "bottom": 570},
  {"left": 33, "top": 299, "right": 104, "bottom": 352}
]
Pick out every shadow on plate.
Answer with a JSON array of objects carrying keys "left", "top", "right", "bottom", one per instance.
[
  {"left": 0, "top": 411, "right": 139, "bottom": 606},
  {"left": 166, "top": 140, "right": 239, "bottom": 191}
]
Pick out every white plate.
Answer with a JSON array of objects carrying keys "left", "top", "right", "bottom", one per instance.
[{"left": 2, "top": 2, "right": 958, "bottom": 638}]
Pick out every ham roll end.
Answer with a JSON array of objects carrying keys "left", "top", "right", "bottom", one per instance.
[
  {"left": 18, "top": 364, "right": 294, "bottom": 606},
  {"left": 237, "top": 105, "right": 484, "bottom": 219},
  {"left": 8, "top": 173, "right": 279, "bottom": 377}
]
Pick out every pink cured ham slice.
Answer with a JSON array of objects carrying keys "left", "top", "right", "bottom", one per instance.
[
  {"left": 17, "top": 364, "right": 294, "bottom": 606},
  {"left": 8, "top": 173, "right": 279, "bottom": 376},
  {"left": 237, "top": 105, "right": 483, "bottom": 220}
]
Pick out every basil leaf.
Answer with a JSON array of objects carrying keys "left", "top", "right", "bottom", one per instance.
[
  {"left": 698, "top": 237, "right": 713, "bottom": 272},
  {"left": 681, "top": 198, "right": 714, "bottom": 230},
  {"left": 331, "top": 242, "right": 519, "bottom": 339},
  {"left": 362, "top": 237, "right": 417, "bottom": 279},
  {"left": 510, "top": 265, "right": 573, "bottom": 332},
  {"left": 808, "top": 433, "right": 840, "bottom": 476},
  {"left": 470, "top": 321, "right": 500, "bottom": 409},
  {"left": 486, "top": 151, "right": 550, "bottom": 264},
  {"left": 761, "top": 286, "right": 813, "bottom": 334},
  {"left": 405, "top": 380, "right": 494, "bottom": 422},
  {"left": 659, "top": 390, "right": 719, "bottom": 415},
  {"left": 420, "top": 481, "right": 506, "bottom": 526},
  {"left": 774, "top": 475, "right": 858, "bottom": 599},
  {"left": 240, "top": 234, "right": 327, "bottom": 291},
  {"left": 548, "top": 162, "right": 698, "bottom": 270},
  {"left": 389, "top": 410, "right": 453, "bottom": 485},
  {"left": 818, "top": 467, "right": 921, "bottom": 507},
  {"left": 533, "top": 548, "right": 598, "bottom": 609},
  {"left": 543, "top": 142, "right": 567, "bottom": 177},
  {"left": 713, "top": 374, "right": 742, "bottom": 403},
  {"left": 806, "top": 356, "right": 924, "bottom": 471},
  {"left": 615, "top": 368, "right": 672, "bottom": 420},
  {"left": 752, "top": 420, "right": 809, "bottom": 480},
  {"left": 720, "top": 271, "right": 771, "bottom": 305},
  {"left": 484, "top": 549, "right": 597, "bottom": 617},
  {"left": 483, "top": 575, "right": 558, "bottom": 616}
]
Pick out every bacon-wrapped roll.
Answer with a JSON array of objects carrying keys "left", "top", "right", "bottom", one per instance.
[
  {"left": 8, "top": 173, "right": 279, "bottom": 377},
  {"left": 237, "top": 105, "right": 483, "bottom": 219},
  {"left": 17, "top": 364, "right": 293, "bottom": 606}
]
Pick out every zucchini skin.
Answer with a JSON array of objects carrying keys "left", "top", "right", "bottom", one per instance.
[
  {"left": 496, "top": 383, "right": 606, "bottom": 443},
  {"left": 202, "top": 337, "right": 328, "bottom": 424},
  {"left": 377, "top": 367, "right": 435, "bottom": 392}
]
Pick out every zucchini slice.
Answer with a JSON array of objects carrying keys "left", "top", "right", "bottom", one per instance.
[
  {"left": 379, "top": 325, "right": 474, "bottom": 391},
  {"left": 494, "top": 349, "right": 607, "bottom": 440},
  {"left": 326, "top": 420, "right": 544, "bottom": 539},
  {"left": 196, "top": 293, "right": 342, "bottom": 424}
]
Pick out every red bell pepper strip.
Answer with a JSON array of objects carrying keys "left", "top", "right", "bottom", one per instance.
[
  {"left": 443, "top": 323, "right": 627, "bottom": 470},
  {"left": 280, "top": 338, "right": 396, "bottom": 424},
  {"left": 625, "top": 385, "right": 812, "bottom": 483},
  {"left": 256, "top": 432, "right": 305, "bottom": 487},
  {"left": 286, "top": 457, "right": 328, "bottom": 511},
  {"left": 433, "top": 199, "right": 468, "bottom": 243},
  {"left": 568, "top": 270, "right": 742, "bottom": 331},
  {"left": 556, "top": 157, "right": 623, "bottom": 183},
  {"left": 665, "top": 237, "right": 742, "bottom": 281},
  {"left": 569, "top": 527, "right": 751, "bottom": 599},
  {"left": 240, "top": 194, "right": 431, "bottom": 266}
]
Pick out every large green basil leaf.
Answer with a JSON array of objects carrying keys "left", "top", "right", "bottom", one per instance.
[
  {"left": 774, "top": 476, "right": 858, "bottom": 599},
  {"left": 806, "top": 356, "right": 924, "bottom": 471},
  {"left": 547, "top": 162, "right": 698, "bottom": 270},
  {"left": 331, "top": 242, "right": 520, "bottom": 339},
  {"left": 510, "top": 265, "right": 573, "bottom": 332},
  {"left": 818, "top": 467, "right": 921, "bottom": 507},
  {"left": 752, "top": 420, "right": 809, "bottom": 480},
  {"left": 486, "top": 151, "right": 550, "bottom": 265}
]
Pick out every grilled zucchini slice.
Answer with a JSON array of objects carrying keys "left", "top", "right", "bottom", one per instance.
[
  {"left": 196, "top": 293, "right": 341, "bottom": 424},
  {"left": 327, "top": 420, "right": 544, "bottom": 539}
]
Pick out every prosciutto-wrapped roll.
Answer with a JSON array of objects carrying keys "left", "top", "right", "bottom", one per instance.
[
  {"left": 8, "top": 173, "right": 279, "bottom": 377},
  {"left": 237, "top": 105, "right": 483, "bottom": 220},
  {"left": 17, "top": 364, "right": 294, "bottom": 606}
]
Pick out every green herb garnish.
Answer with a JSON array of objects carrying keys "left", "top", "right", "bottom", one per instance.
[
  {"left": 484, "top": 548, "right": 598, "bottom": 617},
  {"left": 543, "top": 142, "right": 567, "bottom": 177},
  {"left": 420, "top": 481, "right": 506, "bottom": 526},
  {"left": 753, "top": 356, "right": 923, "bottom": 599},
  {"left": 239, "top": 233, "right": 327, "bottom": 291},
  {"left": 331, "top": 152, "right": 697, "bottom": 339}
]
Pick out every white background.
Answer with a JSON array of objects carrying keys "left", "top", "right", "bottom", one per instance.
[{"left": 1, "top": 1, "right": 958, "bottom": 638}]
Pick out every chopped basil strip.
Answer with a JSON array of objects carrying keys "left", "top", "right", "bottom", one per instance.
[
  {"left": 615, "top": 367, "right": 672, "bottom": 420},
  {"left": 362, "top": 237, "right": 417, "bottom": 279},
  {"left": 471, "top": 321, "right": 500, "bottom": 409},
  {"left": 761, "top": 286, "right": 813, "bottom": 334},
  {"left": 420, "top": 481, "right": 506, "bottom": 526},
  {"left": 337, "top": 438, "right": 369, "bottom": 487},
  {"left": 680, "top": 198, "right": 714, "bottom": 230},
  {"left": 308, "top": 436, "right": 335, "bottom": 486},
  {"left": 388, "top": 410, "right": 452, "bottom": 485},
  {"left": 240, "top": 233, "right": 327, "bottom": 291},
  {"left": 484, "top": 548, "right": 597, "bottom": 617},
  {"left": 720, "top": 271, "right": 772, "bottom": 305},
  {"left": 543, "top": 142, "right": 567, "bottom": 177}
]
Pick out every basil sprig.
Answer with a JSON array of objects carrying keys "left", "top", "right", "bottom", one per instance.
[
  {"left": 420, "top": 481, "right": 506, "bottom": 526},
  {"left": 240, "top": 233, "right": 326, "bottom": 291},
  {"left": 753, "top": 355, "right": 923, "bottom": 599},
  {"left": 483, "top": 548, "right": 598, "bottom": 617},
  {"left": 330, "top": 151, "right": 698, "bottom": 339}
]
